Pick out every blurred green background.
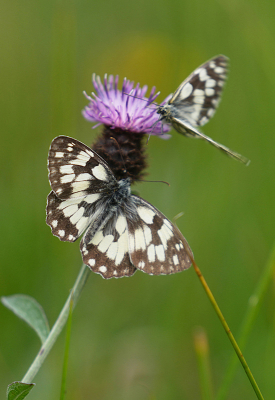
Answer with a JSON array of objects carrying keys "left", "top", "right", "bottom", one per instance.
[{"left": 1, "top": 0, "right": 275, "bottom": 399}]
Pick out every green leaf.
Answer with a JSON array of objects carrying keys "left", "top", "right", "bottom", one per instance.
[
  {"left": 1, "top": 294, "right": 50, "bottom": 344},
  {"left": 6, "top": 382, "right": 35, "bottom": 400}
]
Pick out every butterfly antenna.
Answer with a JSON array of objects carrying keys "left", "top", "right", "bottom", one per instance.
[
  {"left": 123, "top": 92, "right": 159, "bottom": 108},
  {"left": 146, "top": 134, "right": 151, "bottom": 145},
  {"left": 172, "top": 211, "right": 184, "bottom": 223},
  {"left": 123, "top": 92, "right": 164, "bottom": 144},
  {"left": 146, "top": 117, "right": 163, "bottom": 145},
  {"left": 136, "top": 178, "right": 170, "bottom": 186}
]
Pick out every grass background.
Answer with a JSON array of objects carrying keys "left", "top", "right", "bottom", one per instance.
[{"left": 1, "top": 0, "right": 275, "bottom": 399}]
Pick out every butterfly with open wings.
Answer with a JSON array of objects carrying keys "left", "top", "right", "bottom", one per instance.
[
  {"left": 46, "top": 136, "right": 193, "bottom": 279},
  {"left": 154, "top": 55, "right": 250, "bottom": 165}
]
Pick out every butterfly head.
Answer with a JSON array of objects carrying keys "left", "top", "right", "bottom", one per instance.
[{"left": 156, "top": 105, "right": 173, "bottom": 123}]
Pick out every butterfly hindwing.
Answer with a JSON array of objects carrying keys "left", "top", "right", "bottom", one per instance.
[
  {"left": 81, "top": 212, "right": 137, "bottom": 279},
  {"left": 46, "top": 190, "right": 105, "bottom": 242},
  {"left": 171, "top": 117, "right": 249, "bottom": 164},
  {"left": 127, "top": 196, "right": 193, "bottom": 275},
  {"left": 80, "top": 196, "right": 192, "bottom": 279}
]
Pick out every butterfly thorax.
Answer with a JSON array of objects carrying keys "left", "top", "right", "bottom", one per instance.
[
  {"left": 157, "top": 105, "right": 174, "bottom": 123},
  {"left": 107, "top": 177, "right": 131, "bottom": 208}
]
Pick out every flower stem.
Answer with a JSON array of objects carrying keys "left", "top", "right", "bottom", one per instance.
[
  {"left": 21, "top": 263, "right": 90, "bottom": 384},
  {"left": 60, "top": 292, "right": 74, "bottom": 400},
  {"left": 191, "top": 257, "right": 264, "bottom": 400},
  {"left": 193, "top": 327, "right": 214, "bottom": 400}
]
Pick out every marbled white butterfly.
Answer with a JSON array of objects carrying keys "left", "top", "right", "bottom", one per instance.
[
  {"left": 46, "top": 136, "right": 193, "bottom": 279},
  {"left": 155, "top": 55, "right": 250, "bottom": 165}
]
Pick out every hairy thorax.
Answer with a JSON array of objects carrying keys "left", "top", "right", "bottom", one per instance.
[
  {"left": 157, "top": 105, "right": 174, "bottom": 123},
  {"left": 108, "top": 178, "right": 131, "bottom": 208}
]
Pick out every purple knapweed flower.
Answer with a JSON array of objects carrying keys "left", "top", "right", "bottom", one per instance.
[{"left": 82, "top": 74, "right": 171, "bottom": 138}]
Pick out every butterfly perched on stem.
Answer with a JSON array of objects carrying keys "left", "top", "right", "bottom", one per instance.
[
  {"left": 154, "top": 55, "right": 250, "bottom": 165},
  {"left": 46, "top": 136, "right": 193, "bottom": 279}
]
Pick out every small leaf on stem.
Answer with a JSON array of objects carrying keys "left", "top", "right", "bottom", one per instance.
[
  {"left": 6, "top": 381, "right": 35, "bottom": 400},
  {"left": 1, "top": 294, "right": 50, "bottom": 344}
]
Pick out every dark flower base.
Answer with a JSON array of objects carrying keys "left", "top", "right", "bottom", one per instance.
[{"left": 92, "top": 126, "right": 147, "bottom": 182}]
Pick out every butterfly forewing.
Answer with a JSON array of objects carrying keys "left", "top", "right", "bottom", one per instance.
[
  {"left": 169, "top": 55, "right": 228, "bottom": 127},
  {"left": 47, "top": 136, "right": 117, "bottom": 242},
  {"left": 48, "top": 136, "right": 116, "bottom": 199},
  {"left": 127, "top": 196, "right": 193, "bottom": 275}
]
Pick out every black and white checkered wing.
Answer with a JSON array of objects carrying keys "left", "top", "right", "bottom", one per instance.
[
  {"left": 81, "top": 211, "right": 137, "bottom": 279},
  {"left": 46, "top": 136, "right": 116, "bottom": 242},
  {"left": 169, "top": 55, "right": 228, "bottom": 128},
  {"left": 80, "top": 195, "right": 193, "bottom": 279},
  {"left": 161, "top": 56, "right": 250, "bottom": 165},
  {"left": 127, "top": 196, "right": 193, "bottom": 275},
  {"left": 46, "top": 136, "right": 193, "bottom": 279},
  {"left": 48, "top": 136, "right": 115, "bottom": 199}
]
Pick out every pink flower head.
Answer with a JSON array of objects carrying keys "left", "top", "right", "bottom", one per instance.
[{"left": 82, "top": 74, "right": 171, "bottom": 138}]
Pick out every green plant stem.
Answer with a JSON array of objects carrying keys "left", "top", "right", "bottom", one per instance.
[
  {"left": 193, "top": 327, "right": 214, "bottom": 400},
  {"left": 216, "top": 242, "right": 275, "bottom": 400},
  {"left": 191, "top": 258, "right": 264, "bottom": 400},
  {"left": 21, "top": 263, "right": 90, "bottom": 384},
  {"left": 60, "top": 292, "right": 74, "bottom": 400}
]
